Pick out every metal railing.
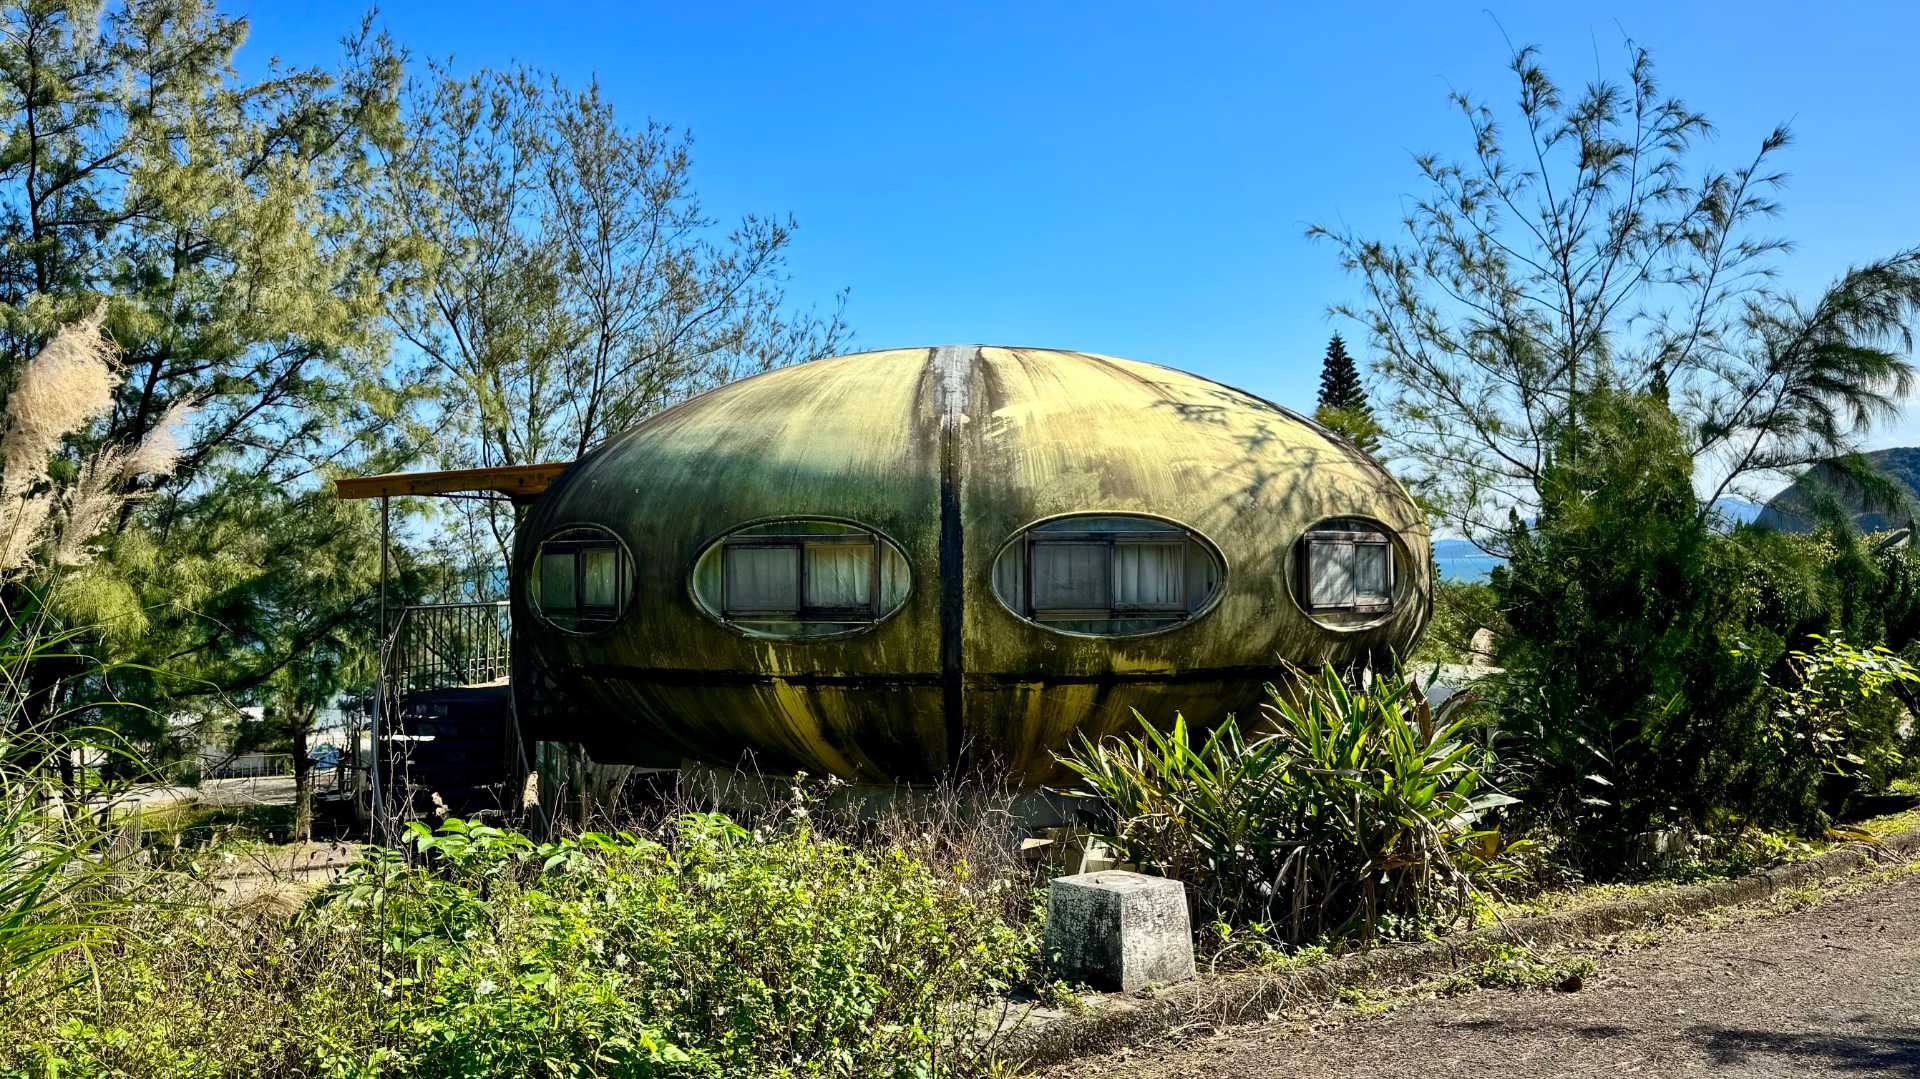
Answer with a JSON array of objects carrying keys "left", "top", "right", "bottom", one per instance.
[
  {"left": 384, "top": 601, "right": 512, "bottom": 696},
  {"left": 199, "top": 751, "right": 295, "bottom": 779},
  {"left": 365, "top": 600, "right": 515, "bottom": 841}
]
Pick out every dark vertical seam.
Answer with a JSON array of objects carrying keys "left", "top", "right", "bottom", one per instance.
[
  {"left": 929, "top": 341, "right": 975, "bottom": 764},
  {"left": 940, "top": 426, "right": 965, "bottom": 770},
  {"left": 931, "top": 345, "right": 971, "bottom": 773}
]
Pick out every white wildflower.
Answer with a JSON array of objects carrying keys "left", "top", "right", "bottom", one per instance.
[
  {"left": 51, "top": 397, "right": 193, "bottom": 568},
  {"left": 0, "top": 308, "right": 122, "bottom": 575},
  {"left": 0, "top": 493, "right": 51, "bottom": 575}
]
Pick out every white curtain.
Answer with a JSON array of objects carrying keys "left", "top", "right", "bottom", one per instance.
[
  {"left": 1112, "top": 541, "right": 1185, "bottom": 609},
  {"left": 1032, "top": 542, "right": 1108, "bottom": 610},
  {"left": 805, "top": 543, "right": 873, "bottom": 609},
  {"left": 725, "top": 546, "right": 799, "bottom": 613},
  {"left": 582, "top": 547, "right": 620, "bottom": 609}
]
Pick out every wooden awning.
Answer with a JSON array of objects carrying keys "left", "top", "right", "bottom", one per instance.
[{"left": 334, "top": 463, "right": 570, "bottom": 502}]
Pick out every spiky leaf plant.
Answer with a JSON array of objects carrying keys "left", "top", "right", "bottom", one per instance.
[{"left": 1057, "top": 663, "right": 1518, "bottom": 944}]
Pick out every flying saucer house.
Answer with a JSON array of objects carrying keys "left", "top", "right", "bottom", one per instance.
[{"left": 507, "top": 345, "right": 1430, "bottom": 786}]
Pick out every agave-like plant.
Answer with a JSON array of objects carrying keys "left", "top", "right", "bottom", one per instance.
[
  {"left": 1055, "top": 710, "right": 1294, "bottom": 924},
  {"left": 1262, "top": 664, "right": 1518, "bottom": 941},
  {"left": 1057, "top": 662, "right": 1518, "bottom": 943}
]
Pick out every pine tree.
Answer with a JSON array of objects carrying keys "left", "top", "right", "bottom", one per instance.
[
  {"left": 0, "top": 0, "right": 417, "bottom": 835},
  {"left": 1313, "top": 334, "right": 1381, "bottom": 453},
  {"left": 1316, "top": 333, "right": 1369, "bottom": 412}
]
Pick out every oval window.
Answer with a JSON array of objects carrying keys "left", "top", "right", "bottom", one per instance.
[
  {"left": 530, "top": 526, "right": 635, "bottom": 633},
  {"left": 690, "top": 518, "right": 912, "bottom": 640},
  {"left": 1290, "top": 517, "right": 1405, "bottom": 629},
  {"left": 990, "top": 514, "right": 1225, "bottom": 637}
]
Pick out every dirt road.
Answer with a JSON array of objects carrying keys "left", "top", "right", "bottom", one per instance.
[{"left": 1049, "top": 865, "right": 1920, "bottom": 1078}]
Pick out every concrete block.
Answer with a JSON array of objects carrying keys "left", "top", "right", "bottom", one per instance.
[{"left": 1045, "top": 870, "right": 1195, "bottom": 993}]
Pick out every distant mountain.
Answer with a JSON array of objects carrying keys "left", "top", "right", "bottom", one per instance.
[
  {"left": 1755, "top": 447, "right": 1920, "bottom": 533},
  {"left": 1432, "top": 538, "right": 1503, "bottom": 583}
]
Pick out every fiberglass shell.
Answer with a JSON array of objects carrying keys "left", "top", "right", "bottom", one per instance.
[{"left": 513, "top": 345, "right": 1430, "bottom": 785}]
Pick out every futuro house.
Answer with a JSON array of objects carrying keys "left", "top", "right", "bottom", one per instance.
[{"left": 512, "top": 345, "right": 1431, "bottom": 785}]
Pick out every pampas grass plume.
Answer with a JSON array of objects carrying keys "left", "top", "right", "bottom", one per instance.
[{"left": 0, "top": 305, "right": 118, "bottom": 499}]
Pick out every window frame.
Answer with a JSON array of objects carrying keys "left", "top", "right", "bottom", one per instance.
[
  {"left": 1297, "top": 520, "right": 1396, "bottom": 616},
  {"left": 992, "top": 514, "right": 1226, "bottom": 637},
  {"left": 718, "top": 530, "right": 885, "bottom": 626},
  {"left": 531, "top": 527, "right": 634, "bottom": 633},
  {"left": 1023, "top": 529, "right": 1194, "bottom": 621}
]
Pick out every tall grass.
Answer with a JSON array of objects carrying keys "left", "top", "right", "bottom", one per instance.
[
  {"left": 1057, "top": 664, "right": 1519, "bottom": 944},
  {"left": 619, "top": 762, "right": 1040, "bottom": 927},
  {"left": 0, "top": 309, "right": 190, "bottom": 999},
  {"left": 0, "top": 721, "right": 124, "bottom": 1002}
]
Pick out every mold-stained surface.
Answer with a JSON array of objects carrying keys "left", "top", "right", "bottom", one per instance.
[{"left": 513, "top": 345, "right": 1430, "bottom": 785}]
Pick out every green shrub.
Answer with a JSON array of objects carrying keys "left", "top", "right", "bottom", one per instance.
[
  {"left": 1876, "top": 545, "right": 1920, "bottom": 652},
  {"left": 1493, "top": 386, "right": 1920, "bottom": 869},
  {"left": 1727, "top": 526, "right": 1920, "bottom": 657},
  {"left": 1493, "top": 388, "right": 1751, "bottom": 859},
  {"left": 1056, "top": 665, "right": 1517, "bottom": 944},
  {"left": 1, "top": 812, "right": 1032, "bottom": 1079},
  {"left": 1, "top": 866, "right": 386, "bottom": 1079},
  {"left": 329, "top": 814, "right": 1030, "bottom": 1078},
  {"left": 1411, "top": 577, "right": 1505, "bottom": 666},
  {"left": 1763, "top": 634, "right": 1920, "bottom": 811}
]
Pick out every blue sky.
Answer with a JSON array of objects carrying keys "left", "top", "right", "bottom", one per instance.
[{"left": 237, "top": 2, "right": 1920, "bottom": 454}]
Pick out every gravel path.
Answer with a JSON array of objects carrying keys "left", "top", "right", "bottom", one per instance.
[{"left": 1047, "top": 864, "right": 1920, "bottom": 1078}]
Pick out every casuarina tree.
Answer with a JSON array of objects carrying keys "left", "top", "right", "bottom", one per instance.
[
  {"left": 1318, "top": 39, "right": 1920, "bottom": 866},
  {"left": 380, "top": 64, "right": 851, "bottom": 584},
  {"left": 1311, "top": 41, "right": 1920, "bottom": 551},
  {"left": 0, "top": 1, "right": 421, "bottom": 772}
]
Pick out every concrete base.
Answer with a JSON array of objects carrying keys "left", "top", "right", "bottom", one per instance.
[{"left": 1045, "top": 870, "right": 1195, "bottom": 993}]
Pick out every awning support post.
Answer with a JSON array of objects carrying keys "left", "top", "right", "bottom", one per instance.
[{"left": 370, "top": 494, "right": 390, "bottom": 845}]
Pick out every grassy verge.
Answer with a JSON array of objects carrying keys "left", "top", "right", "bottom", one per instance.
[
  {"left": 1092, "top": 786, "right": 1920, "bottom": 997},
  {"left": 1475, "top": 784, "right": 1920, "bottom": 925},
  {"left": 1312, "top": 848, "right": 1920, "bottom": 1028},
  {"left": 1853, "top": 779, "right": 1920, "bottom": 836}
]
